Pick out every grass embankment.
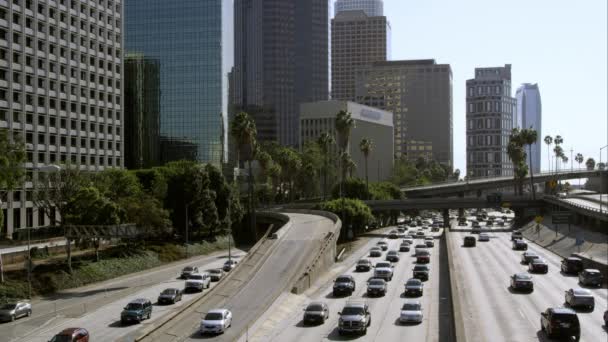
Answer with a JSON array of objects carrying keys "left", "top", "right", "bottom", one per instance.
[{"left": 0, "top": 236, "right": 232, "bottom": 303}]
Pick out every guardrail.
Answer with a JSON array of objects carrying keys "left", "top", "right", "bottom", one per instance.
[{"left": 543, "top": 195, "right": 608, "bottom": 222}]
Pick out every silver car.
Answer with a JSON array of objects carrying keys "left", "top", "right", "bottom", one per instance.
[
  {"left": 565, "top": 288, "right": 595, "bottom": 311},
  {"left": 200, "top": 309, "right": 232, "bottom": 335},
  {"left": 399, "top": 301, "right": 423, "bottom": 324},
  {"left": 0, "top": 301, "right": 32, "bottom": 322}
]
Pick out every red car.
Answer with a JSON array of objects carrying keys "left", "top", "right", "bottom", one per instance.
[{"left": 50, "top": 328, "right": 90, "bottom": 342}]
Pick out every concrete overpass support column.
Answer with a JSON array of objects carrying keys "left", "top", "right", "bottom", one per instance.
[
  {"left": 601, "top": 173, "right": 608, "bottom": 193},
  {"left": 443, "top": 209, "right": 450, "bottom": 228},
  {"left": 458, "top": 208, "right": 465, "bottom": 218}
]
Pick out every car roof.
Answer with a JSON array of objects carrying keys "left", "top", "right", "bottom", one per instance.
[
  {"left": 59, "top": 328, "right": 87, "bottom": 335},
  {"left": 514, "top": 273, "right": 531, "bottom": 279},
  {"left": 129, "top": 298, "right": 150, "bottom": 304},
  {"left": 583, "top": 269, "right": 601, "bottom": 273},
  {"left": 531, "top": 259, "right": 546, "bottom": 263},
  {"left": 551, "top": 307, "right": 577, "bottom": 315},
  {"left": 565, "top": 257, "right": 582, "bottom": 261},
  {"left": 572, "top": 288, "right": 592, "bottom": 295},
  {"left": 337, "top": 274, "right": 353, "bottom": 279},
  {"left": 208, "top": 308, "right": 229, "bottom": 315},
  {"left": 308, "top": 301, "right": 326, "bottom": 307}
]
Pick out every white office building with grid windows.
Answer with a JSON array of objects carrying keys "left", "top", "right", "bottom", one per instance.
[{"left": 0, "top": 0, "right": 123, "bottom": 238}]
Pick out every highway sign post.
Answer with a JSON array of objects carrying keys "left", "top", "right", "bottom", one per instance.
[
  {"left": 552, "top": 211, "right": 572, "bottom": 237},
  {"left": 575, "top": 234, "right": 584, "bottom": 253}
]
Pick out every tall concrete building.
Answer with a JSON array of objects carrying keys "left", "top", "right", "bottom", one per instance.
[
  {"left": 0, "top": 0, "right": 124, "bottom": 237},
  {"left": 125, "top": 0, "right": 233, "bottom": 166},
  {"left": 515, "top": 83, "right": 542, "bottom": 174},
  {"left": 466, "top": 64, "right": 516, "bottom": 178},
  {"left": 331, "top": 10, "right": 388, "bottom": 102},
  {"left": 300, "top": 100, "right": 394, "bottom": 182},
  {"left": 334, "top": 0, "right": 384, "bottom": 17},
  {"left": 233, "top": 0, "right": 328, "bottom": 146},
  {"left": 355, "top": 60, "right": 453, "bottom": 168}
]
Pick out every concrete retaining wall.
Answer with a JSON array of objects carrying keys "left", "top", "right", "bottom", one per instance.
[{"left": 445, "top": 231, "right": 468, "bottom": 342}]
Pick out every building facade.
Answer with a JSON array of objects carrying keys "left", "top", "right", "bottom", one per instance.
[
  {"left": 515, "top": 83, "right": 542, "bottom": 174},
  {"left": 334, "top": 0, "right": 384, "bottom": 17},
  {"left": 355, "top": 60, "right": 453, "bottom": 168},
  {"left": 300, "top": 100, "right": 393, "bottom": 182},
  {"left": 125, "top": 0, "right": 232, "bottom": 166},
  {"left": 124, "top": 53, "right": 160, "bottom": 169},
  {"left": 331, "top": 10, "right": 388, "bottom": 102},
  {"left": 466, "top": 64, "right": 516, "bottom": 178},
  {"left": 233, "top": 0, "right": 328, "bottom": 146},
  {"left": 0, "top": 0, "right": 124, "bottom": 237}
]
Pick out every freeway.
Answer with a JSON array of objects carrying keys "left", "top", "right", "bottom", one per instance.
[
  {"left": 1, "top": 249, "right": 245, "bottom": 342},
  {"left": 448, "top": 228, "right": 607, "bottom": 342},
  {"left": 244, "top": 227, "right": 451, "bottom": 342}
]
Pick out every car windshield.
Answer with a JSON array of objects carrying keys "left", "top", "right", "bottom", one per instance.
[
  {"left": 209, "top": 269, "right": 221, "bottom": 274},
  {"left": 126, "top": 303, "right": 143, "bottom": 310},
  {"left": 358, "top": 260, "right": 369, "bottom": 265},
  {"left": 414, "top": 266, "right": 429, "bottom": 271},
  {"left": 515, "top": 274, "right": 531, "bottom": 280},
  {"left": 183, "top": 267, "right": 194, "bottom": 271},
  {"left": 49, "top": 335, "right": 72, "bottom": 342},
  {"left": 584, "top": 271, "right": 601, "bottom": 277},
  {"left": 402, "top": 303, "right": 421, "bottom": 311},
  {"left": 407, "top": 279, "right": 421, "bottom": 286},
  {"left": 204, "top": 312, "right": 224, "bottom": 320},
  {"left": 0, "top": 304, "right": 16, "bottom": 310},
  {"left": 162, "top": 289, "right": 176, "bottom": 295},
  {"left": 341, "top": 307, "right": 364, "bottom": 315},
  {"left": 369, "top": 279, "right": 384, "bottom": 285},
  {"left": 553, "top": 313, "right": 579, "bottom": 324},
  {"left": 336, "top": 277, "right": 351, "bottom": 283},
  {"left": 306, "top": 304, "right": 324, "bottom": 311},
  {"left": 376, "top": 262, "right": 390, "bottom": 268},
  {"left": 388, "top": 251, "right": 397, "bottom": 255},
  {"left": 189, "top": 274, "right": 203, "bottom": 280},
  {"left": 532, "top": 259, "right": 545, "bottom": 264}
]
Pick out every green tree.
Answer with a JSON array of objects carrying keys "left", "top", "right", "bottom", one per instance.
[
  {"left": 317, "top": 133, "right": 335, "bottom": 200},
  {"left": 276, "top": 148, "right": 301, "bottom": 202},
  {"left": 331, "top": 178, "right": 369, "bottom": 200},
  {"left": 507, "top": 128, "right": 528, "bottom": 195},
  {"left": 316, "top": 198, "right": 373, "bottom": 238},
  {"left": 544, "top": 135, "right": 553, "bottom": 172},
  {"left": 0, "top": 129, "right": 26, "bottom": 234},
  {"left": 359, "top": 138, "right": 373, "bottom": 198},
  {"left": 335, "top": 110, "right": 355, "bottom": 188},
  {"left": 340, "top": 152, "right": 356, "bottom": 179},
  {"left": 93, "top": 169, "right": 142, "bottom": 202},
  {"left": 255, "top": 150, "right": 272, "bottom": 184},
  {"left": 575, "top": 153, "right": 584, "bottom": 169},
  {"left": 297, "top": 141, "right": 323, "bottom": 198},
  {"left": 553, "top": 145, "right": 564, "bottom": 172},
  {"left": 520, "top": 128, "right": 538, "bottom": 199},
  {"left": 585, "top": 158, "right": 596, "bottom": 170},
  {"left": 63, "top": 186, "right": 122, "bottom": 226},
  {"left": 230, "top": 112, "right": 258, "bottom": 169}
]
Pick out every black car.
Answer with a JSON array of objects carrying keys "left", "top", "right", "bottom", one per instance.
[
  {"left": 157, "top": 288, "right": 183, "bottom": 305},
  {"left": 578, "top": 269, "right": 603, "bottom": 287},
  {"left": 511, "top": 231, "right": 523, "bottom": 241},
  {"left": 412, "top": 265, "right": 430, "bottom": 281},
  {"left": 512, "top": 239, "right": 528, "bottom": 251},
  {"left": 333, "top": 275, "right": 356, "bottom": 296},
  {"left": 540, "top": 308, "right": 580, "bottom": 341},
  {"left": 561, "top": 257, "right": 584, "bottom": 275},
  {"left": 303, "top": 302, "right": 329, "bottom": 325},
  {"left": 463, "top": 236, "right": 476, "bottom": 247},
  {"left": 399, "top": 243, "right": 410, "bottom": 252},
  {"left": 356, "top": 259, "right": 372, "bottom": 272},
  {"left": 389, "top": 230, "right": 399, "bottom": 239},
  {"left": 510, "top": 273, "right": 534, "bottom": 292},
  {"left": 528, "top": 259, "right": 549, "bottom": 274},
  {"left": 386, "top": 250, "right": 400, "bottom": 262}
]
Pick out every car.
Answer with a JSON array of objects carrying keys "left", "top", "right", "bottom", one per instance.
[
  {"left": 399, "top": 243, "right": 411, "bottom": 252},
  {"left": 185, "top": 272, "right": 211, "bottom": 292},
  {"left": 157, "top": 288, "right": 183, "bottom": 305},
  {"left": 521, "top": 251, "right": 540, "bottom": 265},
  {"left": 496, "top": 219, "right": 505, "bottom": 227},
  {"left": 528, "top": 259, "right": 549, "bottom": 273},
  {"left": 180, "top": 266, "right": 199, "bottom": 279},
  {"left": 510, "top": 273, "right": 534, "bottom": 292},
  {"left": 333, "top": 275, "right": 356, "bottom": 296},
  {"left": 578, "top": 269, "right": 603, "bottom": 287},
  {"left": 208, "top": 268, "right": 224, "bottom": 282},
  {"left": 604, "top": 310, "right": 608, "bottom": 326},
  {"left": 416, "top": 250, "right": 431, "bottom": 264},
  {"left": 338, "top": 301, "right": 371, "bottom": 335},
  {"left": 366, "top": 278, "right": 387, "bottom": 297},
  {"left": 386, "top": 250, "right": 400, "bottom": 262},
  {"left": 565, "top": 288, "right": 595, "bottom": 311},
  {"left": 223, "top": 259, "right": 238, "bottom": 272},
  {"left": 369, "top": 247, "right": 382, "bottom": 257},
  {"left": 49, "top": 328, "right": 90, "bottom": 342},
  {"left": 389, "top": 230, "right": 399, "bottom": 239},
  {"left": 512, "top": 239, "right": 528, "bottom": 250},
  {"left": 121, "top": 298, "right": 152, "bottom": 324},
  {"left": 416, "top": 231, "right": 425, "bottom": 238},
  {"left": 403, "top": 238, "right": 414, "bottom": 245},
  {"left": 373, "top": 261, "right": 394, "bottom": 281},
  {"left": 471, "top": 226, "right": 481, "bottom": 234},
  {"left": 561, "top": 257, "right": 584, "bottom": 275},
  {"left": 478, "top": 233, "right": 490, "bottom": 242},
  {"left": 463, "top": 236, "right": 476, "bottom": 247},
  {"left": 425, "top": 237, "right": 435, "bottom": 247},
  {"left": 471, "top": 221, "right": 481, "bottom": 228},
  {"left": 200, "top": 309, "right": 232, "bottom": 335},
  {"left": 540, "top": 307, "right": 580, "bottom": 340},
  {"left": 511, "top": 231, "right": 523, "bottom": 241},
  {"left": 414, "top": 243, "right": 428, "bottom": 250},
  {"left": 0, "top": 301, "right": 31, "bottom": 322},
  {"left": 413, "top": 264, "right": 431, "bottom": 281},
  {"left": 399, "top": 301, "right": 423, "bottom": 324},
  {"left": 356, "top": 258, "right": 373, "bottom": 272},
  {"left": 302, "top": 302, "right": 329, "bottom": 325},
  {"left": 377, "top": 240, "right": 389, "bottom": 251},
  {"left": 404, "top": 278, "right": 424, "bottom": 296},
  {"left": 458, "top": 218, "right": 467, "bottom": 226}
]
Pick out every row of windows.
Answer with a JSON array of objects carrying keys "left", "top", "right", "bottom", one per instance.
[
  {"left": 0, "top": 88, "right": 121, "bottom": 109},
  {"left": 467, "top": 134, "right": 507, "bottom": 147},
  {"left": 468, "top": 101, "right": 514, "bottom": 114},
  {"left": 4, "top": 0, "right": 121, "bottom": 29},
  {"left": 2, "top": 110, "right": 119, "bottom": 129},
  {"left": 468, "top": 151, "right": 510, "bottom": 164}
]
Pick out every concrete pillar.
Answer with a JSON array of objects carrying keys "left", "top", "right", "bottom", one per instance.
[
  {"left": 443, "top": 209, "right": 450, "bottom": 228},
  {"left": 458, "top": 208, "right": 465, "bottom": 218}
]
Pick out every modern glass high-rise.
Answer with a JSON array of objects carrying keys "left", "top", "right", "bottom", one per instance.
[
  {"left": 334, "top": 0, "right": 384, "bottom": 17},
  {"left": 466, "top": 65, "right": 516, "bottom": 178},
  {"left": 233, "top": 0, "right": 328, "bottom": 146},
  {"left": 125, "top": 0, "right": 233, "bottom": 166},
  {"left": 516, "top": 83, "right": 542, "bottom": 174}
]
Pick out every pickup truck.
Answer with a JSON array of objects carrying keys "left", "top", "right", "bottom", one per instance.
[
  {"left": 338, "top": 302, "right": 371, "bottom": 335},
  {"left": 185, "top": 273, "right": 211, "bottom": 292}
]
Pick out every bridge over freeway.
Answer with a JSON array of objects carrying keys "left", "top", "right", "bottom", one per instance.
[{"left": 401, "top": 169, "right": 607, "bottom": 197}]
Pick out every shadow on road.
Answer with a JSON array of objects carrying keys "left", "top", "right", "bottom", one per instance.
[
  {"left": 507, "top": 286, "right": 534, "bottom": 295},
  {"left": 325, "top": 327, "right": 361, "bottom": 341},
  {"left": 108, "top": 321, "right": 130, "bottom": 328},
  {"left": 46, "top": 286, "right": 129, "bottom": 300},
  {"left": 535, "top": 330, "right": 554, "bottom": 342}
]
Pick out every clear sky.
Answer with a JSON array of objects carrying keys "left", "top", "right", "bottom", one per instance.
[{"left": 383, "top": 0, "right": 607, "bottom": 174}]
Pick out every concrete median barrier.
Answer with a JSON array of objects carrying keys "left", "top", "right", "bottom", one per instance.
[{"left": 445, "top": 231, "right": 468, "bottom": 342}]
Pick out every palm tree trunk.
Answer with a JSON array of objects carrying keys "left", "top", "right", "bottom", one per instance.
[
  {"left": 365, "top": 156, "right": 369, "bottom": 199},
  {"left": 529, "top": 145, "right": 535, "bottom": 199}
]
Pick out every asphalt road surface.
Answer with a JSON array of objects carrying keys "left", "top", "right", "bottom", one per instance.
[
  {"left": 249, "top": 226, "right": 451, "bottom": 342},
  {"left": 0, "top": 249, "right": 245, "bottom": 342},
  {"left": 449, "top": 228, "right": 607, "bottom": 342}
]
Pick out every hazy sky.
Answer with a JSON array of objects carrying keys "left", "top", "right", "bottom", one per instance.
[{"left": 382, "top": 0, "right": 607, "bottom": 173}]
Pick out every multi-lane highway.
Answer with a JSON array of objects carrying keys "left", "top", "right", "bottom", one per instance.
[
  {"left": 0, "top": 249, "right": 245, "bottom": 342},
  {"left": 449, "top": 228, "right": 607, "bottom": 342},
  {"left": 246, "top": 226, "right": 451, "bottom": 342}
]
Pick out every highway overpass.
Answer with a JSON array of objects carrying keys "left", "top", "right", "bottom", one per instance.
[{"left": 363, "top": 196, "right": 543, "bottom": 211}]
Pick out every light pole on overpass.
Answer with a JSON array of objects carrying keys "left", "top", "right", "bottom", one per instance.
[{"left": 600, "top": 145, "right": 608, "bottom": 214}]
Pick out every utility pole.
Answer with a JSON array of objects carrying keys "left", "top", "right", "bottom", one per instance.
[
  {"left": 185, "top": 205, "right": 189, "bottom": 259},
  {"left": 570, "top": 148, "right": 573, "bottom": 172}
]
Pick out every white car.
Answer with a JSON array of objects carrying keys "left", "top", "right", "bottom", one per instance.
[
  {"left": 200, "top": 309, "right": 232, "bottom": 335},
  {"left": 399, "top": 300, "right": 423, "bottom": 323},
  {"left": 478, "top": 233, "right": 490, "bottom": 242},
  {"left": 185, "top": 272, "right": 211, "bottom": 292}
]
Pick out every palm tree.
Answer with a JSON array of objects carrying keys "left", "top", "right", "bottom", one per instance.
[
  {"left": 544, "top": 135, "right": 553, "bottom": 172},
  {"left": 585, "top": 158, "right": 596, "bottom": 170},
  {"left": 335, "top": 110, "right": 355, "bottom": 198},
  {"left": 317, "top": 132, "right": 335, "bottom": 200},
  {"left": 255, "top": 150, "right": 272, "bottom": 184},
  {"left": 553, "top": 145, "right": 564, "bottom": 172},
  {"left": 521, "top": 128, "right": 538, "bottom": 199},
  {"left": 340, "top": 152, "right": 356, "bottom": 179},
  {"left": 359, "top": 138, "right": 373, "bottom": 198},
  {"left": 575, "top": 153, "right": 584, "bottom": 186}
]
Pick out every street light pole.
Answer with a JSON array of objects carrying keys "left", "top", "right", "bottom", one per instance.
[
  {"left": 185, "top": 205, "right": 189, "bottom": 259},
  {"left": 600, "top": 145, "right": 608, "bottom": 214}
]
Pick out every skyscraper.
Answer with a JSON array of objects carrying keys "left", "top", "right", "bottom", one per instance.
[
  {"left": 466, "top": 65, "right": 516, "bottom": 178},
  {"left": 233, "top": 0, "right": 328, "bottom": 146},
  {"left": 334, "top": 0, "right": 384, "bottom": 17},
  {"left": 0, "top": 0, "right": 124, "bottom": 237},
  {"left": 516, "top": 83, "right": 542, "bottom": 174},
  {"left": 125, "top": 0, "right": 233, "bottom": 166},
  {"left": 356, "top": 60, "right": 453, "bottom": 168}
]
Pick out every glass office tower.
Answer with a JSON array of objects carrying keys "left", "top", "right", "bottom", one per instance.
[{"left": 125, "top": 0, "right": 231, "bottom": 165}]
